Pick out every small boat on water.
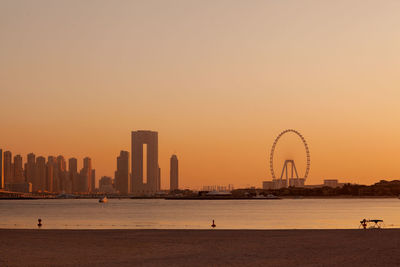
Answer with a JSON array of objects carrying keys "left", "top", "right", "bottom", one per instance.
[
  {"left": 265, "top": 194, "right": 281, "bottom": 199},
  {"left": 99, "top": 196, "right": 108, "bottom": 203}
]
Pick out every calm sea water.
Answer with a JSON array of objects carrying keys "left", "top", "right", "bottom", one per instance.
[{"left": 1, "top": 198, "right": 400, "bottom": 229}]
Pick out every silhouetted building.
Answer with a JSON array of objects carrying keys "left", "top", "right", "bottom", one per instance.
[
  {"left": 3, "top": 151, "right": 13, "bottom": 186},
  {"left": 324, "top": 179, "right": 339, "bottom": 188},
  {"left": 99, "top": 176, "right": 114, "bottom": 193},
  {"left": 170, "top": 155, "right": 178, "bottom": 191},
  {"left": 202, "top": 184, "right": 234, "bottom": 191},
  {"left": 91, "top": 169, "right": 96, "bottom": 192},
  {"left": 69, "top": 158, "right": 78, "bottom": 192},
  {"left": 56, "top": 155, "right": 69, "bottom": 192},
  {"left": 8, "top": 182, "right": 32, "bottom": 193},
  {"left": 115, "top": 150, "right": 129, "bottom": 195},
  {"left": 272, "top": 178, "right": 287, "bottom": 189},
  {"left": 46, "top": 156, "right": 56, "bottom": 192},
  {"left": 35, "top": 156, "right": 46, "bottom": 192},
  {"left": 13, "top": 155, "right": 24, "bottom": 183},
  {"left": 262, "top": 181, "right": 274, "bottom": 190},
  {"left": 157, "top": 166, "right": 161, "bottom": 191},
  {"left": 79, "top": 157, "right": 92, "bottom": 192},
  {"left": 26, "top": 153, "right": 36, "bottom": 187},
  {"left": 289, "top": 178, "right": 305, "bottom": 187},
  {"left": 131, "top": 130, "right": 159, "bottom": 195}
]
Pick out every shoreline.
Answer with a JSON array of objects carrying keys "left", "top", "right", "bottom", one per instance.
[
  {"left": 0, "top": 228, "right": 396, "bottom": 231},
  {"left": 0, "top": 195, "right": 399, "bottom": 200},
  {"left": 1, "top": 229, "right": 400, "bottom": 266}
]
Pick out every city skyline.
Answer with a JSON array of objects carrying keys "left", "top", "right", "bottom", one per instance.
[
  {"left": 0, "top": 130, "right": 182, "bottom": 194},
  {"left": 2, "top": 126, "right": 400, "bottom": 192},
  {"left": 0, "top": 150, "right": 96, "bottom": 193},
  {"left": 1, "top": 1, "right": 400, "bottom": 188}
]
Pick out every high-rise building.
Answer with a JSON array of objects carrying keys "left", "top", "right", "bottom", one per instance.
[
  {"left": 57, "top": 156, "right": 66, "bottom": 171},
  {"left": 26, "top": 153, "right": 36, "bottom": 186},
  {"left": 69, "top": 158, "right": 78, "bottom": 192},
  {"left": 51, "top": 157, "right": 59, "bottom": 192},
  {"left": 170, "top": 154, "right": 179, "bottom": 191},
  {"left": 46, "top": 156, "right": 56, "bottom": 192},
  {"left": 0, "top": 149, "right": 3, "bottom": 189},
  {"left": 157, "top": 166, "right": 161, "bottom": 191},
  {"left": 13, "top": 155, "right": 24, "bottom": 183},
  {"left": 35, "top": 156, "right": 46, "bottom": 192},
  {"left": 3, "top": 151, "right": 13, "bottom": 186},
  {"left": 56, "top": 155, "right": 69, "bottom": 192},
  {"left": 91, "top": 169, "right": 96, "bottom": 192},
  {"left": 79, "top": 157, "right": 92, "bottom": 192},
  {"left": 115, "top": 150, "right": 129, "bottom": 195},
  {"left": 131, "top": 130, "right": 159, "bottom": 195}
]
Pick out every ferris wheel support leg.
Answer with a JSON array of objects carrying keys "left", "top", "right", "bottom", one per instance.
[
  {"left": 285, "top": 163, "right": 288, "bottom": 180},
  {"left": 280, "top": 162, "right": 286, "bottom": 180},
  {"left": 293, "top": 163, "right": 299, "bottom": 179}
]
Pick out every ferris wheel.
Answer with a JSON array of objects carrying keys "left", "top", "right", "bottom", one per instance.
[{"left": 269, "top": 129, "right": 310, "bottom": 180}]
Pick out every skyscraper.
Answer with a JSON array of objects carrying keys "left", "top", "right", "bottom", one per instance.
[
  {"left": 170, "top": 154, "right": 179, "bottom": 191},
  {"left": 157, "top": 166, "right": 161, "bottom": 191},
  {"left": 35, "top": 156, "right": 46, "bottom": 192},
  {"left": 13, "top": 155, "right": 24, "bottom": 183},
  {"left": 26, "top": 153, "right": 36, "bottom": 187},
  {"left": 80, "top": 157, "right": 92, "bottom": 192},
  {"left": 3, "top": 151, "right": 13, "bottom": 186},
  {"left": 56, "top": 155, "right": 68, "bottom": 192},
  {"left": 46, "top": 156, "right": 56, "bottom": 192},
  {"left": 115, "top": 150, "right": 129, "bottom": 195},
  {"left": 69, "top": 158, "right": 78, "bottom": 192},
  {"left": 131, "top": 130, "right": 159, "bottom": 195},
  {"left": 91, "top": 169, "right": 96, "bottom": 192}
]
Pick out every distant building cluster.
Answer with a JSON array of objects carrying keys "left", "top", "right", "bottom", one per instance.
[
  {"left": 263, "top": 178, "right": 305, "bottom": 190},
  {"left": 202, "top": 184, "right": 234, "bottom": 192},
  {"left": 0, "top": 149, "right": 95, "bottom": 193},
  {"left": 323, "top": 179, "right": 339, "bottom": 188},
  {"left": 262, "top": 178, "right": 344, "bottom": 190},
  {"left": 0, "top": 130, "right": 180, "bottom": 196},
  {"left": 304, "top": 179, "right": 345, "bottom": 189}
]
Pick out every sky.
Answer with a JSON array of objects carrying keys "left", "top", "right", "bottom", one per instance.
[{"left": 1, "top": 0, "right": 400, "bottom": 189}]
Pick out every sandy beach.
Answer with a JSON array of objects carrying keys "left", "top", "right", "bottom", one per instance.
[{"left": 1, "top": 229, "right": 400, "bottom": 266}]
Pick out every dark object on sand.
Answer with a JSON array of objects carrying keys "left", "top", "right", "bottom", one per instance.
[{"left": 360, "top": 219, "right": 383, "bottom": 229}]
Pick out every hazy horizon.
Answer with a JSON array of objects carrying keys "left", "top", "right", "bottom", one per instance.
[{"left": 1, "top": 0, "right": 400, "bottom": 188}]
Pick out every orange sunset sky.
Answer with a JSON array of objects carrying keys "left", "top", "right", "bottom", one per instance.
[{"left": 1, "top": 1, "right": 400, "bottom": 189}]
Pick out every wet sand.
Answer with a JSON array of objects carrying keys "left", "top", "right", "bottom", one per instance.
[{"left": 1, "top": 229, "right": 400, "bottom": 266}]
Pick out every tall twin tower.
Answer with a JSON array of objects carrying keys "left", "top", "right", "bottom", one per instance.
[
  {"left": 131, "top": 130, "right": 159, "bottom": 195},
  {"left": 125, "top": 130, "right": 178, "bottom": 196}
]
